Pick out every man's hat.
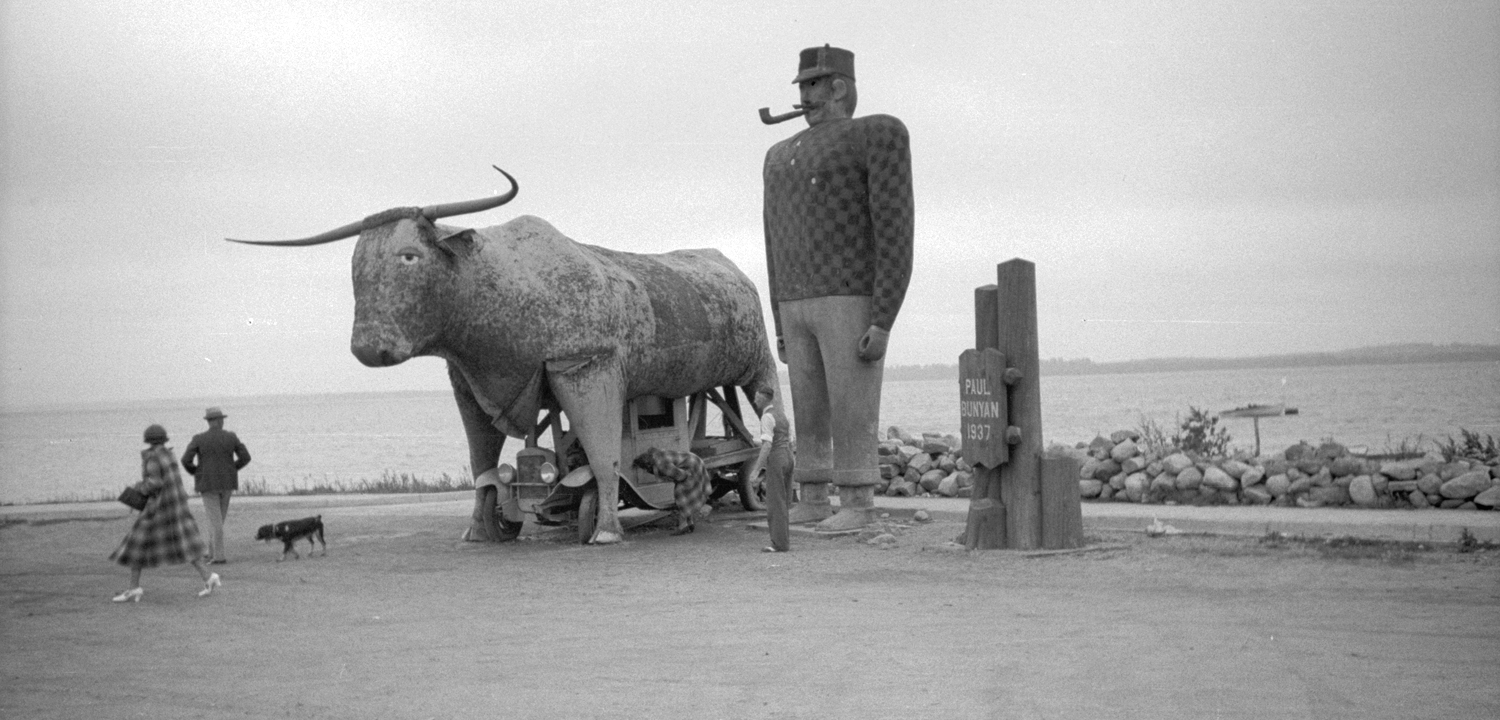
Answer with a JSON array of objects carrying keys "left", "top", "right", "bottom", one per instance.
[
  {"left": 793, "top": 44, "right": 854, "bottom": 84},
  {"left": 204, "top": 407, "right": 226, "bottom": 420}
]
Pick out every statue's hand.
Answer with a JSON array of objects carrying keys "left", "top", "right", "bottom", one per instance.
[
  {"left": 776, "top": 336, "right": 787, "bottom": 364},
  {"left": 857, "top": 325, "right": 889, "bottom": 362}
]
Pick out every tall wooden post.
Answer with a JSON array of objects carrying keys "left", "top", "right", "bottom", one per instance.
[{"left": 994, "top": 260, "right": 1043, "bottom": 550}]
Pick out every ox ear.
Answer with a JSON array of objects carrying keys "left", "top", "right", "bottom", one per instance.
[{"left": 434, "top": 228, "right": 478, "bottom": 259}]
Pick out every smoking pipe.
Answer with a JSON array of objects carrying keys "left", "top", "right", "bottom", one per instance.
[{"left": 758, "top": 104, "right": 815, "bottom": 125}]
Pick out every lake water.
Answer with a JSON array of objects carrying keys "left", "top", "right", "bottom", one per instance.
[{"left": 2, "top": 361, "right": 1496, "bottom": 505}]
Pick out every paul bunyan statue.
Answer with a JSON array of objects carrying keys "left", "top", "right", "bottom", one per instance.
[{"left": 761, "top": 45, "right": 915, "bottom": 531}]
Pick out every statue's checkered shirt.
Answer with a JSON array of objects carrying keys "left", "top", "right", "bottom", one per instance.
[{"left": 762, "top": 114, "right": 914, "bottom": 335}]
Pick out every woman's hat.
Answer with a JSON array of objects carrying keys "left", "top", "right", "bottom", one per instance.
[{"left": 143, "top": 424, "right": 169, "bottom": 444}]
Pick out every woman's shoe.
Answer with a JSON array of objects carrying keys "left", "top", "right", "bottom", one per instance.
[
  {"left": 112, "top": 587, "right": 143, "bottom": 603},
  {"left": 670, "top": 523, "right": 695, "bottom": 536},
  {"left": 198, "top": 573, "right": 221, "bottom": 598}
]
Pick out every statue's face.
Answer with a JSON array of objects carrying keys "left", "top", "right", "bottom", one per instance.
[{"left": 799, "top": 76, "right": 846, "bottom": 126}]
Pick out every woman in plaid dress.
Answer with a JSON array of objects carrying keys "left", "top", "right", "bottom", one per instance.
[
  {"left": 109, "top": 424, "right": 220, "bottom": 602},
  {"left": 632, "top": 447, "right": 708, "bottom": 535}
]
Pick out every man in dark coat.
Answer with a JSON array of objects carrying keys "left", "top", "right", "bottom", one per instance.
[
  {"left": 182, "top": 406, "right": 251, "bottom": 564},
  {"left": 762, "top": 45, "right": 914, "bottom": 531}
]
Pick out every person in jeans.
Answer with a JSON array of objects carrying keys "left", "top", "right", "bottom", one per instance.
[
  {"left": 754, "top": 386, "right": 794, "bottom": 552},
  {"left": 182, "top": 406, "right": 251, "bottom": 564}
]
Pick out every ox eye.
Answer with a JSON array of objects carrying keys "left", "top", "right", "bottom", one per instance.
[{"left": 396, "top": 248, "right": 423, "bottom": 265}]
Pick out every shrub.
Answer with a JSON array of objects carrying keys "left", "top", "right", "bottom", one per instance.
[
  {"left": 1172, "top": 406, "right": 1231, "bottom": 457},
  {"left": 1437, "top": 429, "right": 1499, "bottom": 464}
]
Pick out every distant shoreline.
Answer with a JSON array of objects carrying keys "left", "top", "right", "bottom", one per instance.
[{"left": 885, "top": 343, "right": 1500, "bottom": 381}]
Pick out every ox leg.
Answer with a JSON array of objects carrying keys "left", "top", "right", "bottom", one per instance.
[
  {"left": 548, "top": 358, "right": 626, "bottom": 545},
  {"left": 450, "top": 364, "right": 521, "bottom": 542}
]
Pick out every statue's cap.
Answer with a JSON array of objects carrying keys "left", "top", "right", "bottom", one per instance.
[{"left": 793, "top": 45, "right": 854, "bottom": 84}]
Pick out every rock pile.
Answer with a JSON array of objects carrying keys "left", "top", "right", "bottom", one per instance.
[
  {"left": 878, "top": 428, "right": 973, "bottom": 498},
  {"left": 1070, "top": 431, "right": 1500, "bottom": 511}
]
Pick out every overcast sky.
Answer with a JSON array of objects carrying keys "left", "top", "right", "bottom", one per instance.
[{"left": 2, "top": 1, "right": 1496, "bottom": 408}]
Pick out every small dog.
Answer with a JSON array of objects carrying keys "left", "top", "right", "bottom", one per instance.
[{"left": 255, "top": 515, "right": 326, "bottom": 561}]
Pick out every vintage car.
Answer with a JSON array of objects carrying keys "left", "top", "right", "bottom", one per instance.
[{"left": 506, "top": 385, "right": 767, "bottom": 542}]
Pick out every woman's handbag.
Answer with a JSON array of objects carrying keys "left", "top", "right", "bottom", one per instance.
[{"left": 118, "top": 486, "right": 150, "bottom": 511}]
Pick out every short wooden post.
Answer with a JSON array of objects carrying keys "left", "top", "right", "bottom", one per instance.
[
  {"left": 995, "top": 260, "right": 1042, "bottom": 550},
  {"left": 1040, "top": 454, "right": 1084, "bottom": 549}
]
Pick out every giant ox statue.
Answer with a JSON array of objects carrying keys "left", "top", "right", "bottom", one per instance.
[{"left": 230, "top": 167, "right": 780, "bottom": 544}]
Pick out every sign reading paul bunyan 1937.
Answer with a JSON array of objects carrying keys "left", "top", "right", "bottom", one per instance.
[{"left": 959, "top": 348, "right": 1009, "bottom": 468}]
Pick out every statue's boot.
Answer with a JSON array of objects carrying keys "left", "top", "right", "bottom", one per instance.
[
  {"left": 787, "top": 481, "right": 833, "bottom": 524},
  {"left": 816, "top": 485, "right": 876, "bottom": 531}
]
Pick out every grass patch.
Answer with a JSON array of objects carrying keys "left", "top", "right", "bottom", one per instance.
[
  {"left": 1255, "top": 530, "right": 1496, "bottom": 563},
  {"left": 279, "top": 471, "right": 474, "bottom": 496}
]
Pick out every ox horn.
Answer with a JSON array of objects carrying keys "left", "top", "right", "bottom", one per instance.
[{"left": 226, "top": 165, "right": 519, "bottom": 246}]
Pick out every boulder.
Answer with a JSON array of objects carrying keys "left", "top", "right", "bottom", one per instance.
[
  {"left": 1371, "top": 474, "right": 1388, "bottom": 494},
  {"left": 1149, "top": 473, "right": 1176, "bottom": 494},
  {"left": 908, "top": 452, "right": 934, "bottom": 475},
  {"left": 1175, "top": 466, "right": 1203, "bottom": 491},
  {"left": 937, "top": 454, "right": 958, "bottom": 473},
  {"left": 1262, "top": 458, "right": 1291, "bottom": 476},
  {"left": 1283, "top": 442, "right": 1315, "bottom": 462},
  {"left": 1163, "top": 453, "right": 1195, "bottom": 475},
  {"left": 1437, "top": 461, "right": 1473, "bottom": 481},
  {"left": 1098, "top": 485, "right": 1114, "bottom": 501},
  {"left": 1315, "top": 441, "right": 1347, "bottom": 460},
  {"left": 1309, "top": 468, "right": 1333, "bottom": 487},
  {"left": 1110, "top": 439, "right": 1139, "bottom": 463},
  {"left": 886, "top": 480, "right": 915, "bottom": 497},
  {"left": 1416, "top": 473, "right": 1443, "bottom": 495},
  {"left": 1308, "top": 484, "right": 1350, "bottom": 506},
  {"left": 956, "top": 471, "right": 974, "bottom": 489},
  {"left": 1108, "top": 472, "right": 1128, "bottom": 490},
  {"left": 1409, "top": 490, "right": 1431, "bottom": 508},
  {"left": 1079, "top": 479, "right": 1104, "bottom": 498},
  {"left": 1121, "top": 455, "right": 1150, "bottom": 474},
  {"left": 1329, "top": 457, "right": 1364, "bottom": 478},
  {"left": 1124, "top": 472, "right": 1149, "bottom": 502},
  {"left": 919, "top": 468, "right": 947, "bottom": 493},
  {"left": 1110, "top": 429, "right": 1141, "bottom": 444},
  {"left": 879, "top": 463, "right": 899, "bottom": 480},
  {"left": 1243, "top": 486, "right": 1273, "bottom": 505},
  {"left": 1439, "top": 471, "right": 1491, "bottom": 500},
  {"left": 897, "top": 445, "right": 923, "bottom": 464},
  {"left": 1221, "top": 460, "right": 1254, "bottom": 479},
  {"left": 1265, "top": 474, "right": 1291, "bottom": 497},
  {"left": 1348, "top": 475, "right": 1377, "bottom": 507},
  {"left": 1385, "top": 480, "right": 1419, "bottom": 493},
  {"left": 1473, "top": 486, "right": 1500, "bottom": 509},
  {"left": 1287, "top": 476, "right": 1313, "bottom": 495},
  {"left": 922, "top": 438, "right": 951, "bottom": 455},
  {"left": 1092, "top": 459, "right": 1122, "bottom": 482},
  {"left": 889, "top": 427, "right": 919, "bottom": 446},
  {"left": 1379, "top": 460, "right": 1419, "bottom": 481},
  {"left": 1202, "top": 466, "right": 1238, "bottom": 491},
  {"left": 1088, "top": 435, "right": 1113, "bottom": 457},
  {"left": 1240, "top": 468, "right": 1266, "bottom": 488},
  {"left": 1296, "top": 458, "right": 1325, "bottom": 475},
  {"left": 936, "top": 472, "right": 960, "bottom": 497},
  {"left": 1439, "top": 499, "right": 1465, "bottom": 509},
  {"left": 1079, "top": 457, "right": 1101, "bottom": 479}
]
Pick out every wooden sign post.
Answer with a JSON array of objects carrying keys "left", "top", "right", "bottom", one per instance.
[
  {"left": 961, "top": 347, "right": 1008, "bottom": 549},
  {"left": 962, "top": 259, "right": 1083, "bottom": 551}
]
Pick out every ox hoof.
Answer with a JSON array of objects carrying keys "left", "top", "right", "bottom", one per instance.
[
  {"left": 787, "top": 502, "right": 833, "bottom": 524},
  {"left": 590, "top": 530, "right": 624, "bottom": 545},
  {"left": 815, "top": 507, "right": 874, "bottom": 532}
]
